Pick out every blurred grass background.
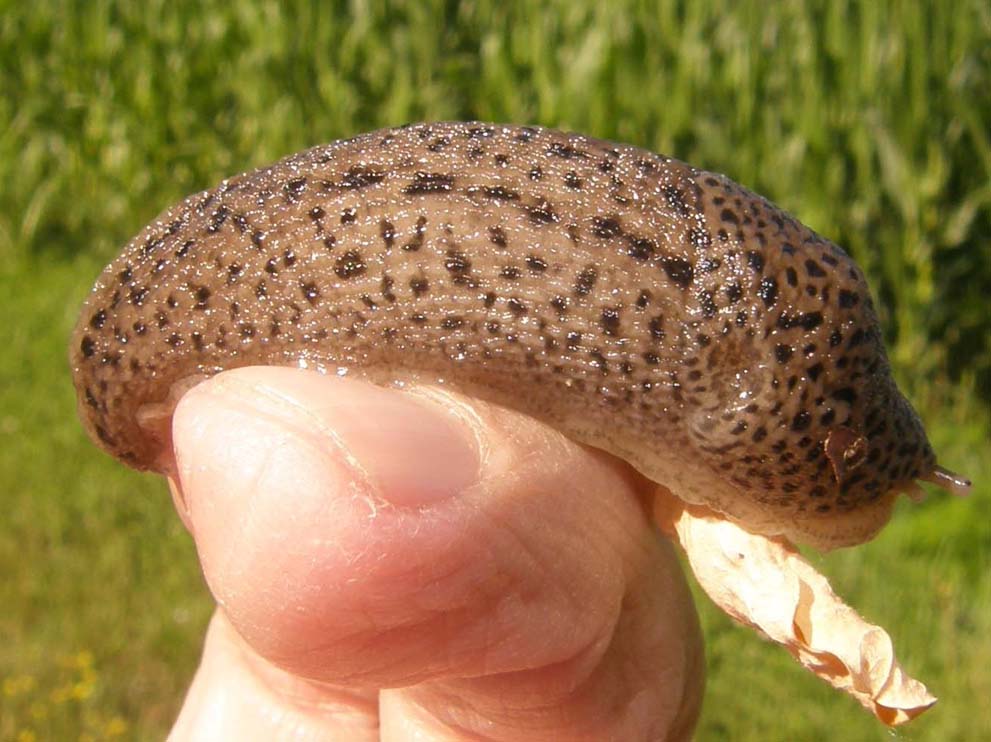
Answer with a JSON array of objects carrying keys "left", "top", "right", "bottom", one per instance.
[{"left": 1, "top": 0, "right": 988, "bottom": 739}]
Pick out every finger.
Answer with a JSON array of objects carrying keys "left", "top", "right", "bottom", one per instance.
[
  {"left": 379, "top": 534, "right": 703, "bottom": 741},
  {"left": 170, "top": 366, "right": 703, "bottom": 739},
  {"left": 169, "top": 611, "right": 378, "bottom": 741}
]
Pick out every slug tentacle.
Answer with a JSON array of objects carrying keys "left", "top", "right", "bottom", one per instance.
[
  {"left": 70, "top": 122, "right": 968, "bottom": 550},
  {"left": 923, "top": 465, "right": 972, "bottom": 497}
]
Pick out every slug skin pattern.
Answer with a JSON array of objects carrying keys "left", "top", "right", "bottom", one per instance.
[{"left": 72, "top": 122, "right": 945, "bottom": 550}]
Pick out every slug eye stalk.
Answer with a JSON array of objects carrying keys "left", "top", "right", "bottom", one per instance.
[{"left": 922, "top": 465, "right": 972, "bottom": 497}]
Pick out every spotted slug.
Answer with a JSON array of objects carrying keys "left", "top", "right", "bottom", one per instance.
[{"left": 70, "top": 122, "right": 970, "bottom": 550}]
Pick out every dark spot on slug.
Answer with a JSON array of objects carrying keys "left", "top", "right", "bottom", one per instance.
[
  {"left": 284, "top": 177, "right": 307, "bottom": 201},
  {"left": 663, "top": 186, "right": 691, "bottom": 217},
  {"left": 470, "top": 185, "right": 520, "bottom": 201},
  {"left": 838, "top": 289, "right": 859, "bottom": 308},
  {"left": 488, "top": 225, "right": 508, "bottom": 248},
  {"left": 193, "top": 286, "right": 211, "bottom": 309},
  {"left": 649, "top": 316, "right": 665, "bottom": 340},
  {"left": 428, "top": 136, "right": 451, "bottom": 152},
  {"left": 746, "top": 251, "right": 764, "bottom": 273},
  {"left": 627, "top": 237, "right": 656, "bottom": 261},
  {"left": 688, "top": 227, "right": 712, "bottom": 250},
  {"left": 592, "top": 216, "right": 622, "bottom": 239},
  {"left": 340, "top": 166, "right": 385, "bottom": 189},
  {"left": 380, "top": 274, "right": 396, "bottom": 302},
  {"left": 832, "top": 387, "right": 857, "bottom": 404},
  {"left": 600, "top": 307, "right": 621, "bottom": 336},
  {"left": 661, "top": 257, "right": 693, "bottom": 288},
  {"left": 698, "top": 290, "right": 717, "bottom": 318},
  {"left": 547, "top": 142, "right": 588, "bottom": 159},
  {"left": 574, "top": 266, "right": 597, "bottom": 296},
  {"left": 379, "top": 219, "right": 396, "bottom": 248},
  {"left": 526, "top": 255, "right": 547, "bottom": 272},
  {"left": 207, "top": 206, "right": 229, "bottom": 233},
  {"left": 805, "top": 259, "right": 827, "bottom": 278},
  {"left": 445, "top": 250, "right": 471, "bottom": 277},
  {"left": 409, "top": 277, "right": 429, "bottom": 296},
  {"left": 300, "top": 281, "right": 320, "bottom": 304},
  {"left": 757, "top": 277, "right": 778, "bottom": 307},
  {"left": 335, "top": 250, "right": 366, "bottom": 279},
  {"left": 128, "top": 286, "right": 149, "bottom": 306},
  {"left": 525, "top": 198, "right": 558, "bottom": 224},
  {"left": 404, "top": 172, "right": 454, "bottom": 195},
  {"left": 777, "top": 311, "right": 823, "bottom": 331},
  {"left": 589, "top": 349, "right": 608, "bottom": 374}
]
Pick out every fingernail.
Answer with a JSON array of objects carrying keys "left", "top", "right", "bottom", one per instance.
[
  {"left": 322, "top": 384, "right": 481, "bottom": 506},
  {"left": 237, "top": 371, "right": 481, "bottom": 506}
]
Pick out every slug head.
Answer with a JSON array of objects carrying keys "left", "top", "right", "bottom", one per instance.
[{"left": 679, "top": 170, "right": 969, "bottom": 547}]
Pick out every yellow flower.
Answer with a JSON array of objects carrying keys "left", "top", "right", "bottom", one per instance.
[
  {"left": 75, "top": 650, "right": 94, "bottom": 669},
  {"left": 2, "top": 674, "right": 36, "bottom": 696},
  {"left": 71, "top": 679, "right": 95, "bottom": 700},
  {"left": 105, "top": 716, "right": 129, "bottom": 737},
  {"left": 50, "top": 684, "right": 72, "bottom": 704}
]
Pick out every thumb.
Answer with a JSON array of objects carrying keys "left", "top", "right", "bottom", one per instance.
[{"left": 168, "top": 366, "right": 703, "bottom": 740}]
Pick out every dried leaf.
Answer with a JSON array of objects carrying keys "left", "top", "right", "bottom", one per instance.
[{"left": 655, "top": 494, "right": 936, "bottom": 726}]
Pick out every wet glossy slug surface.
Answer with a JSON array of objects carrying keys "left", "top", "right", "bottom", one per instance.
[{"left": 70, "top": 122, "right": 969, "bottom": 550}]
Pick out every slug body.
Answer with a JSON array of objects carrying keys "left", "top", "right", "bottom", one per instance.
[{"left": 71, "top": 122, "right": 964, "bottom": 550}]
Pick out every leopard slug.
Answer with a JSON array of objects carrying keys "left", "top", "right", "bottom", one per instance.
[{"left": 70, "top": 122, "right": 970, "bottom": 550}]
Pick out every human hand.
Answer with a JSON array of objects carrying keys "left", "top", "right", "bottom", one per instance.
[{"left": 165, "top": 366, "right": 704, "bottom": 741}]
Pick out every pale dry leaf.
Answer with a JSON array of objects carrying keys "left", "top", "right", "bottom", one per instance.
[{"left": 654, "top": 493, "right": 936, "bottom": 726}]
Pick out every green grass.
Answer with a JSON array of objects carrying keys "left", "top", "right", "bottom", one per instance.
[{"left": 1, "top": 0, "right": 988, "bottom": 739}]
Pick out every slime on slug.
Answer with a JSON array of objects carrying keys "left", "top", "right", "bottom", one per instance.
[{"left": 70, "top": 122, "right": 970, "bottom": 550}]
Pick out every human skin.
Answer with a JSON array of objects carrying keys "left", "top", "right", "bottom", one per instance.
[{"left": 164, "top": 366, "right": 704, "bottom": 741}]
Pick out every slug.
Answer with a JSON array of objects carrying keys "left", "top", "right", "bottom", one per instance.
[{"left": 70, "top": 122, "right": 970, "bottom": 550}]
